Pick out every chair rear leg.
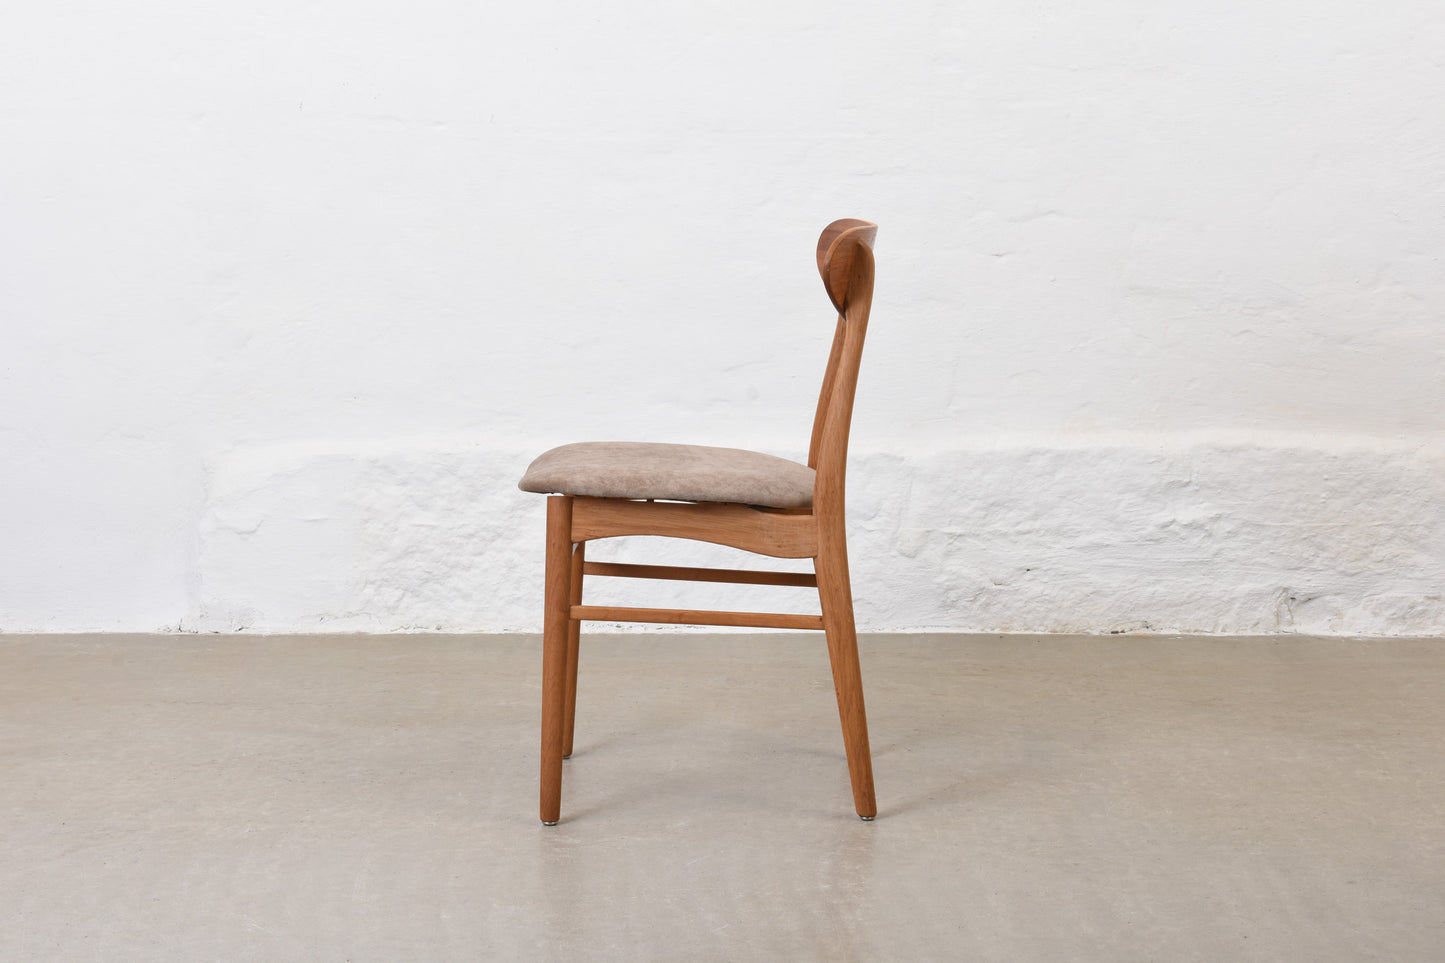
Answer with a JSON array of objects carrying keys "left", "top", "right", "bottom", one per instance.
[
  {"left": 540, "top": 496, "right": 574, "bottom": 825},
  {"left": 815, "top": 532, "right": 878, "bottom": 819},
  {"left": 562, "top": 540, "right": 585, "bottom": 758}
]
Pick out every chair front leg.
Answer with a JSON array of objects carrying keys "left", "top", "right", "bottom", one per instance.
[
  {"left": 815, "top": 521, "right": 878, "bottom": 820},
  {"left": 540, "top": 495, "right": 575, "bottom": 825},
  {"left": 562, "top": 539, "right": 585, "bottom": 758}
]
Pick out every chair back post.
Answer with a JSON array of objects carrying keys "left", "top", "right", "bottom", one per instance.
[{"left": 808, "top": 221, "right": 877, "bottom": 519}]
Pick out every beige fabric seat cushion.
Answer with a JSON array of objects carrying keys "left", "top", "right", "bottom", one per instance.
[{"left": 518, "top": 442, "right": 815, "bottom": 509}]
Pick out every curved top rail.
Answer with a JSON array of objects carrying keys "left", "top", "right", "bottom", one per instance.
[{"left": 816, "top": 218, "right": 878, "bottom": 317}]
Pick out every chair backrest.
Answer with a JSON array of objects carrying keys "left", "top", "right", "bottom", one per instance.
[{"left": 807, "top": 219, "right": 877, "bottom": 513}]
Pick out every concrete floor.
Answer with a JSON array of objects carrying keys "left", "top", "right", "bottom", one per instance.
[{"left": 2, "top": 633, "right": 1442, "bottom": 961}]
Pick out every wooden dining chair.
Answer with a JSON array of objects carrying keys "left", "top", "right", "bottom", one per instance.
[{"left": 518, "top": 218, "right": 880, "bottom": 824}]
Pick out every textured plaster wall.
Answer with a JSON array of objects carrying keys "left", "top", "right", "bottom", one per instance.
[{"left": 3, "top": 1, "right": 1443, "bottom": 634}]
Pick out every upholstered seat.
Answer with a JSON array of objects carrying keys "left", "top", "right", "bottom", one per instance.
[{"left": 519, "top": 442, "right": 815, "bottom": 509}]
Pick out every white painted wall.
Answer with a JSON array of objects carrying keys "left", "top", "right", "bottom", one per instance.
[{"left": 3, "top": 1, "right": 1442, "bottom": 634}]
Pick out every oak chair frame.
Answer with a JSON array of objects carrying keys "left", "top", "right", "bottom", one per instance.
[{"left": 538, "top": 219, "right": 879, "bottom": 824}]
